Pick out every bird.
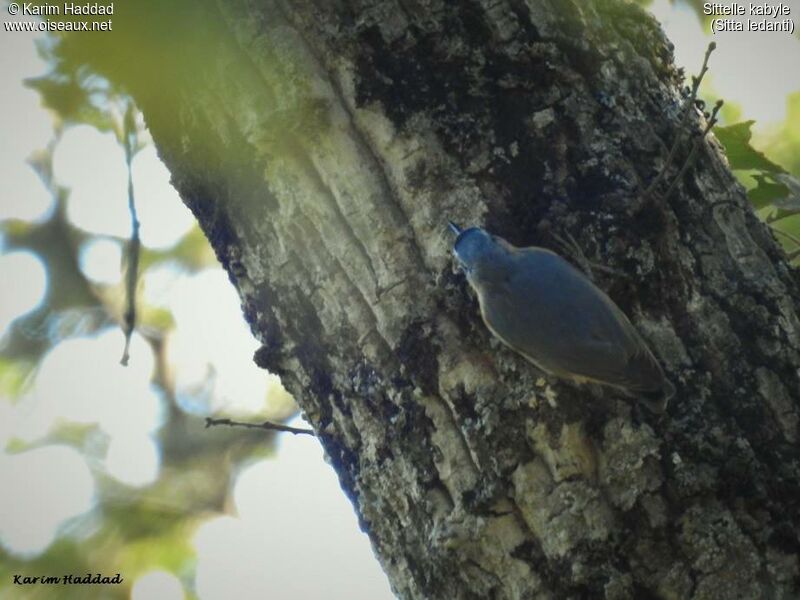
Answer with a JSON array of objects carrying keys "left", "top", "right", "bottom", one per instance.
[{"left": 448, "top": 222, "right": 675, "bottom": 411}]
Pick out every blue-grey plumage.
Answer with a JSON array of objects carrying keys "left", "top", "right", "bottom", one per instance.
[{"left": 449, "top": 223, "right": 675, "bottom": 411}]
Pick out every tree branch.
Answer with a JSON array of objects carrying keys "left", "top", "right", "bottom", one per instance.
[
  {"left": 205, "top": 416, "right": 316, "bottom": 436},
  {"left": 121, "top": 101, "right": 141, "bottom": 366},
  {"left": 644, "top": 41, "right": 716, "bottom": 199}
]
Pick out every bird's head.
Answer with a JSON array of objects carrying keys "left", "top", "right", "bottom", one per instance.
[{"left": 448, "top": 222, "right": 511, "bottom": 281}]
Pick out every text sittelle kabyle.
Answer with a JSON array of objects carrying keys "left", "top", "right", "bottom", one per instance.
[
  {"left": 20, "top": 3, "right": 113, "bottom": 15},
  {"left": 704, "top": 2, "right": 793, "bottom": 31},
  {"left": 703, "top": 2, "right": 790, "bottom": 17}
]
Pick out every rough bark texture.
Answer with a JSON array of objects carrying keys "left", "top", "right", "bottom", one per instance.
[{"left": 77, "top": 0, "right": 800, "bottom": 597}]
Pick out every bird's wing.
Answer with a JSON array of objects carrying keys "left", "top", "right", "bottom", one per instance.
[{"left": 480, "top": 248, "right": 665, "bottom": 392}]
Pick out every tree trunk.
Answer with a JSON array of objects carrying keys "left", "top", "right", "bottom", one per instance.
[{"left": 73, "top": 0, "right": 800, "bottom": 597}]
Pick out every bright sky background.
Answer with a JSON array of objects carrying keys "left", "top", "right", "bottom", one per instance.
[{"left": 0, "top": 2, "right": 798, "bottom": 599}]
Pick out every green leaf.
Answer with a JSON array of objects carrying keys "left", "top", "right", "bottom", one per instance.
[
  {"left": 0, "top": 358, "right": 35, "bottom": 399},
  {"left": 749, "top": 174, "right": 790, "bottom": 210},
  {"left": 26, "top": 74, "right": 115, "bottom": 132},
  {"left": 140, "top": 306, "right": 175, "bottom": 331},
  {"left": 715, "top": 121, "right": 787, "bottom": 174}
]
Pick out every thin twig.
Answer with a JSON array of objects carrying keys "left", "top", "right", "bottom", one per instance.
[
  {"left": 121, "top": 102, "right": 140, "bottom": 366},
  {"left": 205, "top": 417, "right": 316, "bottom": 436},
  {"left": 644, "top": 42, "right": 716, "bottom": 199},
  {"left": 660, "top": 99, "right": 724, "bottom": 201},
  {"left": 550, "top": 231, "right": 627, "bottom": 280}
]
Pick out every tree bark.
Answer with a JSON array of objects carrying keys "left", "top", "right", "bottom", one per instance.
[{"left": 71, "top": 0, "right": 800, "bottom": 597}]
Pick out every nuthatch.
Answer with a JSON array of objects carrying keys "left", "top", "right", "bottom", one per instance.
[{"left": 449, "top": 223, "right": 675, "bottom": 411}]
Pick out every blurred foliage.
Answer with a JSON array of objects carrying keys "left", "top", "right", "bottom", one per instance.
[
  {"left": 715, "top": 120, "right": 788, "bottom": 208},
  {"left": 753, "top": 94, "right": 800, "bottom": 250},
  {"left": 0, "top": 357, "right": 35, "bottom": 399},
  {"left": 758, "top": 92, "right": 800, "bottom": 176},
  {"left": 0, "top": 30, "right": 295, "bottom": 600},
  {"left": 713, "top": 97, "right": 800, "bottom": 259},
  {"left": 715, "top": 121, "right": 786, "bottom": 174}
]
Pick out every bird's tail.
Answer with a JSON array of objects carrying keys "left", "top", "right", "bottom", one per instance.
[{"left": 636, "top": 378, "right": 676, "bottom": 414}]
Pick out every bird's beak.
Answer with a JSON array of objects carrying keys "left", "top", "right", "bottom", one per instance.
[{"left": 448, "top": 221, "right": 462, "bottom": 236}]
